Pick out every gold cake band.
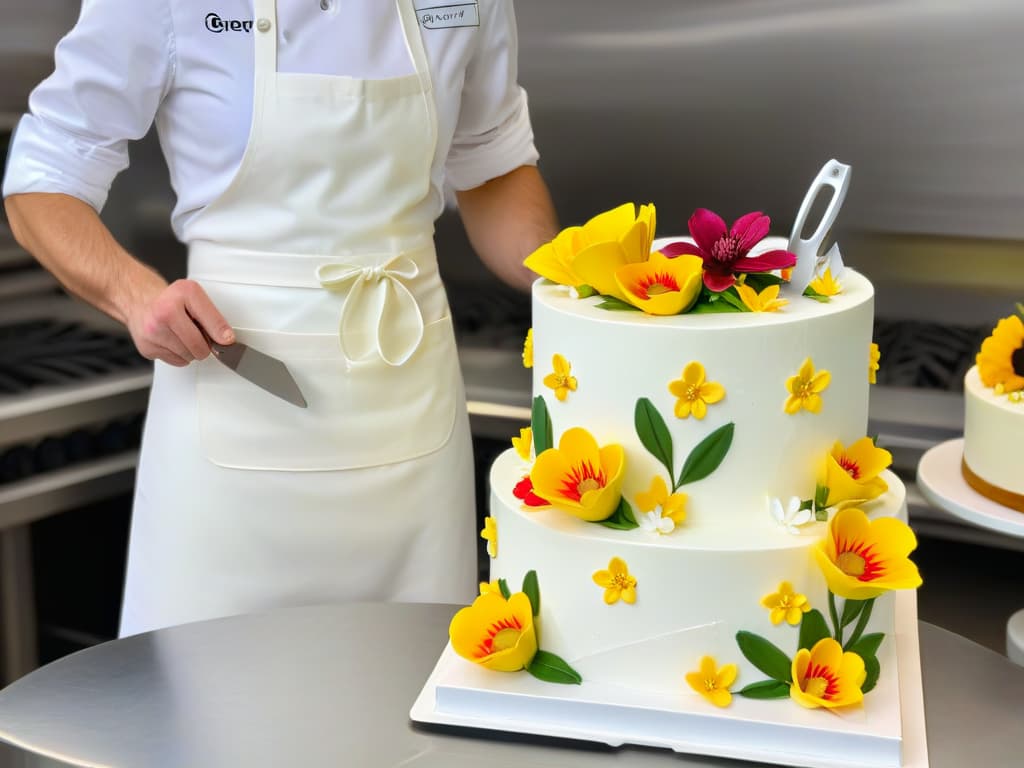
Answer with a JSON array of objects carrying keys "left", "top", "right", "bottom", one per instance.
[{"left": 962, "top": 458, "right": 1024, "bottom": 513}]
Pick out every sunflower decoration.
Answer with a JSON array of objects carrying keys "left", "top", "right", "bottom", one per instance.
[{"left": 976, "top": 311, "right": 1024, "bottom": 394}]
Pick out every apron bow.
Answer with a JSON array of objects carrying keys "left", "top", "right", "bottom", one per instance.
[{"left": 317, "top": 254, "right": 424, "bottom": 366}]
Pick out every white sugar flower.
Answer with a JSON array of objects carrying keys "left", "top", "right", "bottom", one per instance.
[
  {"left": 638, "top": 509, "right": 675, "bottom": 535},
  {"left": 769, "top": 496, "right": 814, "bottom": 535}
]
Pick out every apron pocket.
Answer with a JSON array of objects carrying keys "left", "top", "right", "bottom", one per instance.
[{"left": 196, "top": 315, "right": 460, "bottom": 471}]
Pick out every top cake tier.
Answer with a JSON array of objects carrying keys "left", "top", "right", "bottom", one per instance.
[{"left": 529, "top": 248, "right": 875, "bottom": 534}]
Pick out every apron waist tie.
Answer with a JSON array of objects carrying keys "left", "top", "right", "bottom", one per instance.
[
  {"left": 317, "top": 254, "right": 424, "bottom": 367},
  {"left": 188, "top": 241, "right": 433, "bottom": 366}
]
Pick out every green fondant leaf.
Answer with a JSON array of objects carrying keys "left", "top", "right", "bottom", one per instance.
[
  {"left": 678, "top": 422, "right": 735, "bottom": 487},
  {"left": 522, "top": 570, "right": 540, "bottom": 617},
  {"left": 577, "top": 284, "right": 596, "bottom": 298},
  {"left": 802, "top": 285, "right": 832, "bottom": 303},
  {"left": 598, "top": 497, "right": 639, "bottom": 530},
  {"left": 717, "top": 288, "right": 750, "bottom": 312},
  {"left": 688, "top": 300, "right": 744, "bottom": 314},
  {"left": 531, "top": 396, "right": 553, "bottom": 454},
  {"left": 635, "top": 398, "right": 674, "bottom": 478},
  {"left": 736, "top": 631, "right": 793, "bottom": 683},
  {"left": 595, "top": 296, "right": 642, "bottom": 311},
  {"left": 798, "top": 609, "right": 832, "bottom": 650},
  {"left": 744, "top": 273, "right": 784, "bottom": 290},
  {"left": 798, "top": 498, "right": 814, "bottom": 512},
  {"left": 497, "top": 578, "right": 511, "bottom": 600},
  {"left": 840, "top": 598, "right": 866, "bottom": 629},
  {"left": 861, "top": 651, "right": 881, "bottom": 694},
  {"left": 847, "top": 632, "right": 885, "bottom": 659},
  {"left": 526, "top": 650, "right": 582, "bottom": 684},
  {"left": 814, "top": 482, "right": 830, "bottom": 511},
  {"left": 737, "top": 679, "right": 791, "bottom": 699}
]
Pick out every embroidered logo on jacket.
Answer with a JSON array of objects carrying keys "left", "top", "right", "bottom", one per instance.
[
  {"left": 205, "top": 12, "right": 254, "bottom": 33},
  {"left": 416, "top": 3, "right": 479, "bottom": 29}
]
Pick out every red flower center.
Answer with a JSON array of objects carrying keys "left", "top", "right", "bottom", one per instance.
[
  {"left": 633, "top": 271, "right": 680, "bottom": 299},
  {"left": 838, "top": 454, "right": 861, "bottom": 480},
  {"left": 710, "top": 235, "right": 741, "bottom": 265},
  {"left": 835, "top": 538, "right": 884, "bottom": 582},
  {"left": 558, "top": 460, "right": 607, "bottom": 501},
  {"left": 803, "top": 663, "right": 840, "bottom": 700},
  {"left": 475, "top": 615, "right": 523, "bottom": 658}
]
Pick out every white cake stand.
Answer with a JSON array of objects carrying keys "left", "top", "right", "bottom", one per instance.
[{"left": 916, "top": 437, "right": 1024, "bottom": 665}]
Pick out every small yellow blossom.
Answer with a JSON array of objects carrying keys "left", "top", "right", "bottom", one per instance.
[
  {"left": 543, "top": 353, "right": 578, "bottom": 402},
  {"left": 821, "top": 437, "right": 891, "bottom": 507},
  {"left": 686, "top": 656, "right": 737, "bottom": 708},
  {"left": 668, "top": 361, "right": 726, "bottom": 419},
  {"left": 784, "top": 357, "right": 831, "bottom": 414},
  {"left": 511, "top": 427, "right": 532, "bottom": 461},
  {"left": 760, "top": 581, "right": 811, "bottom": 626},
  {"left": 522, "top": 328, "right": 533, "bottom": 369},
  {"left": 868, "top": 342, "right": 880, "bottom": 384},
  {"left": 736, "top": 283, "right": 789, "bottom": 313},
  {"left": 635, "top": 475, "right": 687, "bottom": 526},
  {"left": 809, "top": 268, "right": 842, "bottom": 297},
  {"left": 480, "top": 516, "right": 498, "bottom": 559},
  {"left": 592, "top": 556, "right": 637, "bottom": 605}
]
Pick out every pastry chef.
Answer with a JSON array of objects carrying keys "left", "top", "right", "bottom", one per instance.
[{"left": 3, "top": 0, "right": 555, "bottom": 635}]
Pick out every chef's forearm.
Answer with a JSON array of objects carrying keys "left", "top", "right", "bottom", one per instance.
[
  {"left": 4, "top": 192, "right": 166, "bottom": 325},
  {"left": 454, "top": 165, "right": 558, "bottom": 293}
]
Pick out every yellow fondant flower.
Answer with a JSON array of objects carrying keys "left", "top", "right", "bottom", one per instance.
[
  {"left": 813, "top": 507, "right": 922, "bottom": 601},
  {"left": 821, "top": 437, "right": 891, "bottom": 507},
  {"left": 686, "top": 655, "right": 737, "bottom": 708},
  {"left": 635, "top": 475, "right": 687, "bottom": 526},
  {"left": 523, "top": 226, "right": 586, "bottom": 287},
  {"left": 760, "top": 581, "right": 811, "bottom": 626},
  {"left": 784, "top": 357, "right": 831, "bottom": 414},
  {"left": 522, "top": 328, "right": 533, "bottom": 369},
  {"left": 790, "top": 638, "right": 866, "bottom": 709},
  {"left": 512, "top": 427, "right": 532, "bottom": 461},
  {"left": 735, "top": 282, "right": 789, "bottom": 313},
  {"left": 572, "top": 203, "right": 657, "bottom": 300},
  {"left": 977, "top": 314, "right": 1024, "bottom": 393},
  {"left": 480, "top": 516, "right": 498, "bottom": 559},
  {"left": 530, "top": 427, "right": 625, "bottom": 522},
  {"left": 869, "top": 342, "right": 880, "bottom": 384},
  {"left": 809, "top": 268, "right": 842, "bottom": 297},
  {"left": 592, "top": 556, "right": 637, "bottom": 604},
  {"left": 449, "top": 592, "right": 538, "bottom": 672},
  {"left": 479, "top": 580, "right": 503, "bottom": 596},
  {"left": 613, "top": 252, "right": 703, "bottom": 315},
  {"left": 543, "top": 353, "right": 578, "bottom": 402},
  {"left": 668, "top": 361, "right": 726, "bottom": 419}
]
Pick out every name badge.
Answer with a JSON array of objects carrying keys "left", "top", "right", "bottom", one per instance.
[{"left": 416, "top": 3, "right": 479, "bottom": 29}]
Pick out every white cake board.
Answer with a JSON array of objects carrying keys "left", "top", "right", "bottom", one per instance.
[
  {"left": 411, "top": 591, "right": 928, "bottom": 768},
  {"left": 916, "top": 438, "right": 1024, "bottom": 539}
]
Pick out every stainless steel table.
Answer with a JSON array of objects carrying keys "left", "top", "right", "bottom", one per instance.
[{"left": 0, "top": 604, "right": 1020, "bottom": 767}]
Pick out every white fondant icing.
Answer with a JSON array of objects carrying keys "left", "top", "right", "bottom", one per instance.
[{"left": 963, "top": 364, "right": 1024, "bottom": 494}]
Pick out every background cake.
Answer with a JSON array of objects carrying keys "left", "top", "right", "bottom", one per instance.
[{"left": 962, "top": 311, "right": 1024, "bottom": 510}]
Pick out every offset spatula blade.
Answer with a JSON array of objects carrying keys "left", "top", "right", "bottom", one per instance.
[{"left": 211, "top": 342, "right": 307, "bottom": 408}]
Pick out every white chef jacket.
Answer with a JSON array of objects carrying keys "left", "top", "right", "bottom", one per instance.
[{"left": 2, "top": 0, "right": 539, "bottom": 240}]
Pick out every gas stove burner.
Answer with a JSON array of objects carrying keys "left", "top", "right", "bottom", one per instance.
[{"left": 0, "top": 318, "right": 148, "bottom": 396}]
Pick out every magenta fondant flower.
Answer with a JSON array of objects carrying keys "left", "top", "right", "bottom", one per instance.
[{"left": 661, "top": 209, "right": 797, "bottom": 292}]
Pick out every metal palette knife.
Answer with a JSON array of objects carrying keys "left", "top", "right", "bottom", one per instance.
[
  {"left": 210, "top": 340, "right": 307, "bottom": 408},
  {"left": 783, "top": 158, "right": 851, "bottom": 297}
]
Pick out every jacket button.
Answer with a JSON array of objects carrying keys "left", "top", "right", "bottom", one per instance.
[{"left": 256, "top": 18, "right": 272, "bottom": 32}]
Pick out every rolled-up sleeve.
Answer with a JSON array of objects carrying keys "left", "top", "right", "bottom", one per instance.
[
  {"left": 444, "top": 0, "right": 539, "bottom": 192},
  {"left": 2, "top": 0, "right": 173, "bottom": 212}
]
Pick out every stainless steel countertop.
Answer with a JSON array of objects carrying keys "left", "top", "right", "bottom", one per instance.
[{"left": 0, "top": 603, "right": 1019, "bottom": 767}]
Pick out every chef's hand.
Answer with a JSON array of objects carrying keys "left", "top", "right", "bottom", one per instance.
[{"left": 126, "top": 278, "right": 235, "bottom": 367}]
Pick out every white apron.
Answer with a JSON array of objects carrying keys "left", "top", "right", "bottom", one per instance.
[{"left": 119, "top": 0, "right": 476, "bottom": 636}]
